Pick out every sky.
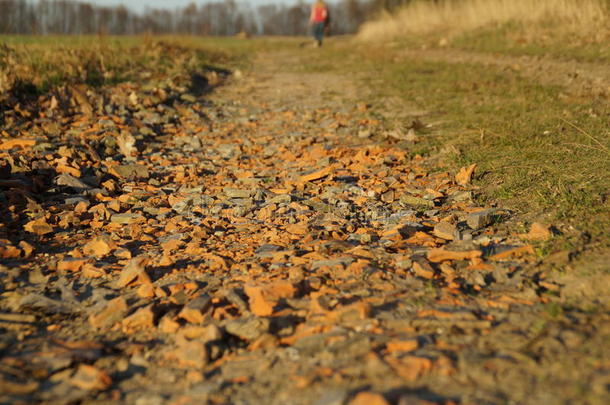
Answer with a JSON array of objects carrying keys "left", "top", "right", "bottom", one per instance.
[{"left": 89, "top": 0, "right": 299, "bottom": 13}]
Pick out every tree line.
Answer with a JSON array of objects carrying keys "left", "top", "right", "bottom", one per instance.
[{"left": 0, "top": 0, "right": 418, "bottom": 36}]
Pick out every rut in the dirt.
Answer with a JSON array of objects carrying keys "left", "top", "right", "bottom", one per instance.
[{"left": 0, "top": 48, "right": 603, "bottom": 405}]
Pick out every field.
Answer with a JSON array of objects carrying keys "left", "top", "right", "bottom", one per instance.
[{"left": 0, "top": 2, "right": 609, "bottom": 403}]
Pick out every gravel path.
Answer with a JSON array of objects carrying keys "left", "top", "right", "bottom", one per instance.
[{"left": 0, "top": 47, "right": 608, "bottom": 405}]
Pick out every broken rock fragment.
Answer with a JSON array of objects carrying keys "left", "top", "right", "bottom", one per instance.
[
  {"left": 89, "top": 296, "right": 128, "bottom": 329},
  {"left": 55, "top": 173, "right": 92, "bottom": 190},
  {"left": 433, "top": 221, "right": 456, "bottom": 240},
  {"left": 178, "top": 294, "right": 212, "bottom": 324},
  {"left": 108, "top": 164, "right": 149, "bottom": 181},
  {"left": 520, "top": 222, "right": 553, "bottom": 241},
  {"left": 0, "top": 239, "right": 22, "bottom": 259},
  {"left": 82, "top": 235, "right": 116, "bottom": 258},
  {"left": 116, "top": 256, "right": 150, "bottom": 288},
  {"left": 349, "top": 392, "right": 390, "bottom": 405},
  {"left": 386, "top": 339, "right": 419, "bottom": 353},
  {"left": 0, "top": 138, "right": 36, "bottom": 150},
  {"left": 399, "top": 194, "right": 435, "bottom": 208},
  {"left": 298, "top": 166, "right": 334, "bottom": 183},
  {"left": 110, "top": 213, "right": 144, "bottom": 224},
  {"left": 24, "top": 217, "right": 53, "bottom": 236},
  {"left": 427, "top": 248, "right": 482, "bottom": 262},
  {"left": 165, "top": 340, "right": 208, "bottom": 369},
  {"left": 466, "top": 209, "right": 496, "bottom": 230},
  {"left": 69, "top": 364, "right": 112, "bottom": 391},
  {"left": 244, "top": 282, "right": 298, "bottom": 316},
  {"left": 455, "top": 163, "right": 477, "bottom": 185},
  {"left": 225, "top": 317, "right": 270, "bottom": 341},
  {"left": 57, "top": 257, "right": 92, "bottom": 272},
  {"left": 122, "top": 304, "right": 155, "bottom": 331}
]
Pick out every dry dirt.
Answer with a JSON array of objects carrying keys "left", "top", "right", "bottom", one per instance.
[{"left": 0, "top": 47, "right": 609, "bottom": 405}]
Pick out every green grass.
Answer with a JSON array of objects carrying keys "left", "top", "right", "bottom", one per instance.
[
  {"left": 451, "top": 23, "right": 610, "bottom": 63},
  {"left": 374, "top": 22, "right": 610, "bottom": 64}
]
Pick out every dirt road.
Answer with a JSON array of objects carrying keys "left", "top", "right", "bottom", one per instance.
[{"left": 1, "top": 45, "right": 608, "bottom": 404}]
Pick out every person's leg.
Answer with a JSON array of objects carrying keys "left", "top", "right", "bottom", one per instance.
[{"left": 313, "top": 23, "right": 324, "bottom": 46}]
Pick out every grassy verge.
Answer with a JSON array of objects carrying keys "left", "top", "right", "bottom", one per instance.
[
  {"left": 346, "top": 0, "right": 609, "bottom": 254},
  {"left": 0, "top": 35, "right": 252, "bottom": 102},
  {"left": 372, "top": 27, "right": 610, "bottom": 64},
  {"left": 358, "top": 0, "right": 610, "bottom": 62},
  {"left": 0, "top": 35, "right": 300, "bottom": 104},
  {"left": 450, "top": 24, "right": 610, "bottom": 63}
]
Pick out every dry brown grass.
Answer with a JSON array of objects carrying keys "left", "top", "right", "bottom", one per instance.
[{"left": 358, "top": 0, "right": 610, "bottom": 41}]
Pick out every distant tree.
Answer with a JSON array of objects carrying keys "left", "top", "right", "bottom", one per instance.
[
  {"left": 345, "top": 0, "right": 366, "bottom": 30},
  {"left": 258, "top": 5, "right": 278, "bottom": 35},
  {"left": 370, "top": 0, "right": 414, "bottom": 12},
  {"left": 179, "top": 3, "right": 197, "bottom": 35},
  {"left": 114, "top": 5, "right": 130, "bottom": 35},
  {"left": 77, "top": 2, "right": 95, "bottom": 34},
  {"left": 286, "top": 3, "right": 309, "bottom": 36}
]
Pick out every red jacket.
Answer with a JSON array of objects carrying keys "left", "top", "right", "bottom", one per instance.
[{"left": 310, "top": 4, "right": 328, "bottom": 23}]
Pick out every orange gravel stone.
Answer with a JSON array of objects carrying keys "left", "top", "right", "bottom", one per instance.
[
  {"left": 69, "top": 365, "right": 112, "bottom": 391},
  {"left": 0, "top": 138, "right": 36, "bottom": 150},
  {"left": 427, "top": 248, "right": 482, "bottom": 262},
  {"left": 349, "top": 392, "right": 390, "bottom": 405},
  {"left": 455, "top": 163, "right": 477, "bottom": 185},
  {"left": 298, "top": 166, "right": 334, "bottom": 183},
  {"left": 386, "top": 339, "right": 419, "bottom": 353},
  {"left": 89, "top": 296, "right": 128, "bottom": 329}
]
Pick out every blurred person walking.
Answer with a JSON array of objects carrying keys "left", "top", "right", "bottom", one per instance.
[{"left": 310, "top": 0, "right": 329, "bottom": 47}]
